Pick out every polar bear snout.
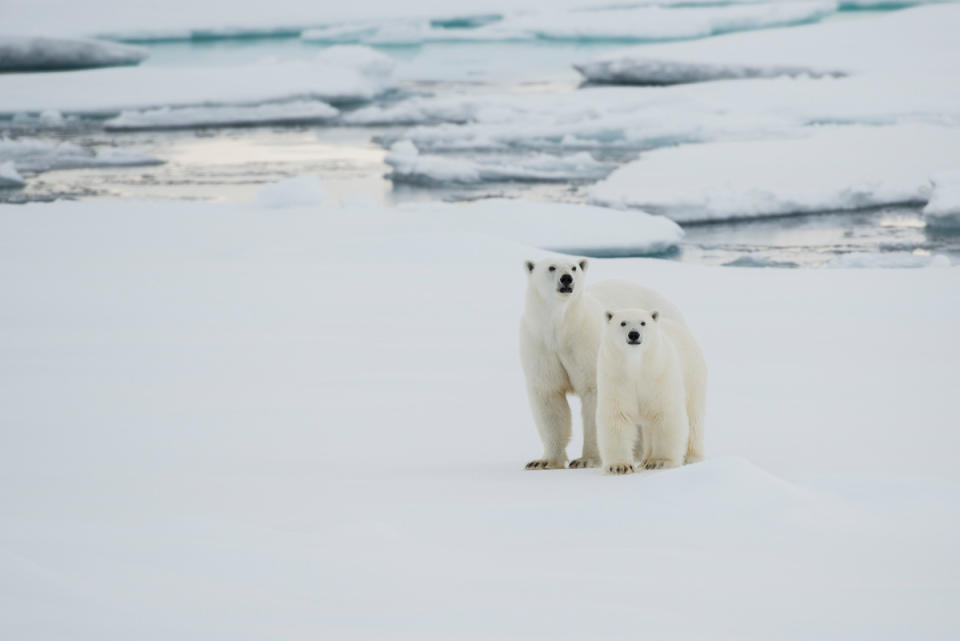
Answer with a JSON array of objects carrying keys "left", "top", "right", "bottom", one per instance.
[
  {"left": 557, "top": 273, "right": 574, "bottom": 293},
  {"left": 627, "top": 330, "right": 642, "bottom": 345}
]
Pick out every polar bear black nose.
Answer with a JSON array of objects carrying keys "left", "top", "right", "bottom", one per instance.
[
  {"left": 628, "top": 330, "right": 640, "bottom": 341},
  {"left": 560, "top": 274, "right": 573, "bottom": 285}
]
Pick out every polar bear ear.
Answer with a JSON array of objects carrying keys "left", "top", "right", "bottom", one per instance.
[
  {"left": 525, "top": 260, "right": 535, "bottom": 273},
  {"left": 579, "top": 259, "right": 589, "bottom": 272},
  {"left": 605, "top": 311, "right": 614, "bottom": 322},
  {"left": 650, "top": 310, "right": 659, "bottom": 322}
]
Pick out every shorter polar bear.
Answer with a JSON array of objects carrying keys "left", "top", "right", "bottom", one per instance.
[
  {"left": 519, "top": 258, "right": 685, "bottom": 470},
  {"left": 597, "top": 308, "right": 706, "bottom": 475}
]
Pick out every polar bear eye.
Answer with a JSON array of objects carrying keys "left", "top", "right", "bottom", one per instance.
[
  {"left": 571, "top": 266, "right": 577, "bottom": 271},
  {"left": 548, "top": 266, "right": 556, "bottom": 272},
  {"left": 641, "top": 322, "right": 646, "bottom": 326},
  {"left": 620, "top": 321, "right": 626, "bottom": 327}
]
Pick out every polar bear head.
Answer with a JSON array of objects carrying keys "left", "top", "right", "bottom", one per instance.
[
  {"left": 604, "top": 308, "right": 660, "bottom": 349},
  {"left": 525, "top": 257, "right": 589, "bottom": 301}
]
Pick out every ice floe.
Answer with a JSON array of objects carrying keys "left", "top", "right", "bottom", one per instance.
[
  {"left": 384, "top": 140, "right": 611, "bottom": 185},
  {"left": 0, "top": 36, "right": 147, "bottom": 72},
  {"left": 576, "top": 4, "right": 960, "bottom": 84},
  {"left": 0, "top": 161, "right": 25, "bottom": 188},
  {"left": 0, "top": 47, "right": 395, "bottom": 117},
  {"left": 0, "top": 138, "right": 162, "bottom": 173},
  {"left": 104, "top": 101, "right": 339, "bottom": 131},
  {"left": 393, "top": 198, "right": 684, "bottom": 255},
  {"left": 588, "top": 125, "right": 960, "bottom": 222},
  {"left": 923, "top": 171, "right": 960, "bottom": 230}
]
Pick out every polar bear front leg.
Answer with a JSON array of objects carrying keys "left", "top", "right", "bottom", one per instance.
[
  {"left": 597, "top": 402, "right": 637, "bottom": 475},
  {"left": 569, "top": 389, "right": 601, "bottom": 469},
  {"left": 525, "top": 387, "right": 571, "bottom": 470},
  {"left": 640, "top": 406, "right": 688, "bottom": 470}
]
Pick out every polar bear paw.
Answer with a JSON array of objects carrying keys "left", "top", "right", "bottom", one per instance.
[
  {"left": 642, "top": 458, "right": 680, "bottom": 470},
  {"left": 605, "top": 463, "right": 636, "bottom": 475},
  {"left": 525, "top": 459, "right": 565, "bottom": 470},
  {"left": 568, "top": 457, "right": 600, "bottom": 469}
]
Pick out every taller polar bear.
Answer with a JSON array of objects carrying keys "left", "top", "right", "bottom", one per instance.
[
  {"left": 519, "top": 257, "right": 685, "bottom": 470},
  {"left": 597, "top": 308, "right": 706, "bottom": 474}
]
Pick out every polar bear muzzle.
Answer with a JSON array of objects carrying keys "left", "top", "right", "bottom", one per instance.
[{"left": 557, "top": 273, "right": 574, "bottom": 294}]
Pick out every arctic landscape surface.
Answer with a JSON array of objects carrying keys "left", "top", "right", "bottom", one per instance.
[{"left": 2, "top": 1, "right": 960, "bottom": 638}]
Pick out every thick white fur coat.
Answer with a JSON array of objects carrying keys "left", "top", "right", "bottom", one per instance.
[{"left": 519, "top": 258, "right": 685, "bottom": 469}]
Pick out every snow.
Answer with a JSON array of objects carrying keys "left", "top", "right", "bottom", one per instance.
[
  {"left": 302, "top": 2, "right": 837, "bottom": 45},
  {"left": 384, "top": 140, "right": 611, "bottom": 185},
  {"left": 1, "top": 196, "right": 958, "bottom": 640},
  {"left": 923, "top": 171, "right": 960, "bottom": 230},
  {"left": 0, "top": 138, "right": 162, "bottom": 173},
  {"left": 588, "top": 125, "right": 960, "bottom": 222},
  {"left": 576, "top": 4, "right": 960, "bottom": 84},
  {"left": 256, "top": 175, "right": 327, "bottom": 208},
  {"left": 104, "top": 101, "right": 339, "bottom": 131},
  {"left": 0, "top": 49, "right": 394, "bottom": 117},
  {"left": 0, "top": 161, "right": 24, "bottom": 188},
  {"left": 0, "top": 36, "right": 147, "bottom": 72}
]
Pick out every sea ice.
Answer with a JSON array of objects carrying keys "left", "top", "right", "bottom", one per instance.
[
  {"left": 588, "top": 125, "right": 960, "bottom": 222},
  {"left": 0, "top": 36, "right": 147, "bottom": 72},
  {"left": 384, "top": 140, "right": 611, "bottom": 185},
  {"left": 104, "top": 101, "right": 339, "bottom": 131},
  {"left": 923, "top": 171, "right": 960, "bottom": 229},
  {"left": 0, "top": 47, "right": 395, "bottom": 117},
  {"left": 576, "top": 4, "right": 960, "bottom": 84},
  {"left": 0, "top": 196, "right": 958, "bottom": 640},
  {"left": 0, "top": 162, "right": 24, "bottom": 188},
  {"left": 0, "top": 138, "right": 162, "bottom": 173}
]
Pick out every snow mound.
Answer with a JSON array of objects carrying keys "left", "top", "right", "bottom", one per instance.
[
  {"left": 827, "top": 252, "right": 952, "bottom": 269},
  {"left": 589, "top": 125, "right": 960, "bottom": 223},
  {"left": 256, "top": 175, "right": 326, "bottom": 209},
  {"left": 302, "top": 2, "right": 835, "bottom": 45},
  {"left": 923, "top": 171, "right": 960, "bottom": 230},
  {"left": 0, "top": 138, "right": 162, "bottom": 173},
  {"left": 575, "top": 4, "right": 960, "bottom": 85},
  {"left": 0, "top": 36, "right": 147, "bottom": 72},
  {"left": 104, "top": 100, "right": 339, "bottom": 131},
  {"left": 384, "top": 140, "right": 611, "bottom": 185},
  {"left": 0, "top": 161, "right": 25, "bottom": 188},
  {"left": 0, "top": 49, "right": 394, "bottom": 117}
]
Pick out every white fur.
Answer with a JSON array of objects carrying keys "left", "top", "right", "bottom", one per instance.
[
  {"left": 519, "top": 258, "right": 685, "bottom": 470},
  {"left": 596, "top": 308, "right": 707, "bottom": 475}
]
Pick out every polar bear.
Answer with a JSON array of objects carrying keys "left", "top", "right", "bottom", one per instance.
[
  {"left": 596, "top": 308, "right": 706, "bottom": 475},
  {"left": 519, "top": 258, "right": 685, "bottom": 470}
]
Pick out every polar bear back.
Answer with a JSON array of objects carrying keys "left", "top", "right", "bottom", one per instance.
[{"left": 587, "top": 279, "right": 686, "bottom": 326}]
